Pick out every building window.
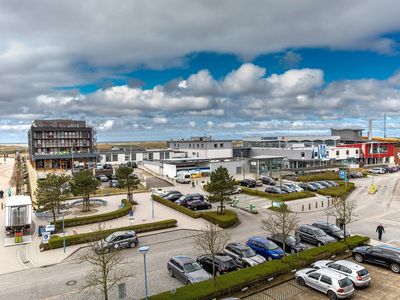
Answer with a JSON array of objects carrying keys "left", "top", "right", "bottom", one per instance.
[
  {"left": 214, "top": 143, "right": 218, "bottom": 148},
  {"left": 192, "top": 152, "right": 196, "bottom": 156},
  {"left": 125, "top": 155, "right": 130, "bottom": 161},
  {"left": 301, "top": 152, "right": 305, "bottom": 158},
  {"left": 236, "top": 167, "right": 242, "bottom": 174},
  {"left": 148, "top": 153, "right": 153, "bottom": 160},
  {"left": 106, "top": 155, "right": 111, "bottom": 162},
  {"left": 355, "top": 149, "right": 359, "bottom": 155},
  {"left": 165, "top": 152, "right": 170, "bottom": 159},
  {"left": 112, "top": 154, "right": 118, "bottom": 162},
  {"left": 201, "top": 144, "right": 204, "bottom": 148},
  {"left": 189, "top": 143, "right": 191, "bottom": 148},
  {"left": 336, "top": 150, "right": 340, "bottom": 156},
  {"left": 131, "top": 153, "right": 136, "bottom": 161},
  {"left": 220, "top": 143, "right": 224, "bottom": 148},
  {"left": 346, "top": 150, "right": 349, "bottom": 155},
  {"left": 197, "top": 144, "right": 199, "bottom": 148}
]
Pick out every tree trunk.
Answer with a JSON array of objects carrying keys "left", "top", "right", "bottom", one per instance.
[
  {"left": 212, "top": 254, "right": 216, "bottom": 286},
  {"left": 52, "top": 207, "right": 57, "bottom": 231},
  {"left": 283, "top": 241, "right": 286, "bottom": 261}
]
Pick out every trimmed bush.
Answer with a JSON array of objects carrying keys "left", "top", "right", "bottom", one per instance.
[
  {"left": 52, "top": 199, "right": 132, "bottom": 228},
  {"left": 149, "top": 235, "right": 369, "bottom": 300},
  {"left": 317, "top": 182, "right": 355, "bottom": 198},
  {"left": 241, "top": 187, "right": 315, "bottom": 201},
  {"left": 296, "top": 172, "right": 340, "bottom": 182},
  {"left": 152, "top": 195, "right": 238, "bottom": 228},
  {"left": 45, "top": 219, "right": 177, "bottom": 250},
  {"left": 202, "top": 210, "right": 238, "bottom": 228},
  {"left": 152, "top": 195, "right": 202, "bottom": 218}
]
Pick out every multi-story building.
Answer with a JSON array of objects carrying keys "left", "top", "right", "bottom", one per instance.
[
  {"left": 28, "top": 119, "right": 98, "bottom": 170},
  {"left": 243, "top": 135, "right": 340, "bottom": 148},
  {"left": 167, "top": 136, "right": 233, "bottom": 159}
]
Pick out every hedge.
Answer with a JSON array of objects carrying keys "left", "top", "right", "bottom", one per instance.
[
  {"left": 296, "top": 172, "right": 340, "bottom": 182},
  {"left": 52, "top": 199, "right": 132, "bottom": 228},
  {"left": 151, "top": 195, "right": 238, "bottom": 228},
  {"left": 317, "top": 182, "right": 355, "bottom": 198},
  {"left": 44, "top": 219, "right": 177, "bottom": 250},
  {"left": 149, "top": 235, "right": 369, "bottom": 300},
  {"left": 241, "top": 187, "right": 316, "bottom": 201}
]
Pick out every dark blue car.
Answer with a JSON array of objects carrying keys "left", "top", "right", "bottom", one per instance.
[{"left": 246, "top": 237, "right": 284, "bottom": 261}]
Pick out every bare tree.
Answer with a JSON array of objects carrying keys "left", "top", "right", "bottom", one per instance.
[
  {"left": 193, "top": 223, "right": 230, "bottom": 285},
  {"left": 261, "top": 203, "right": 300, "bottom": 259},
  {"left": 10, "top": 153, "right": 24, "bottom": 195},
  {"left": 76, "top": 224, "right": 132, "bottom": 300},
  {"left": 325, "top": 196, "right": 355, "bottom": 244}
]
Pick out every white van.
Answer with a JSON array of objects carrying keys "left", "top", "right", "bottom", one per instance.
[{"left": 176, "top": 173, "right": 191, "bottom": 184}]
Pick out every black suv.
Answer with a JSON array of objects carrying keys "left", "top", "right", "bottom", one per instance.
[
  {"left": 260, "top": 176, "right": 276, "bottom": 186},
  {"left": 239, "top": 179, "right": 256, "bottom": 188},
  {"left": 94, "top": 231, "right": 138, "bottom": 254},
  {"left": 312, "top": 221, "right": 351, "bottom": 241},
  {"left": 269, "top": 233, "right": 306, "bottom": 254},
  {"left": 295, "top": 224, "right": 336, "bottom": 246},
  {"left": 175, "top": 194, "right": 204, "bottom": 207},
  {"left": 353, "top": 245, "right": 400, "bottom": 273},
  {"left": 197, "top": 254, "right": 237, "bottom": 275}
]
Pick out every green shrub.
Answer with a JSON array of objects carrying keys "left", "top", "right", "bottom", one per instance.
[
  {"left": 241, "top": 187, "right": 315, "bottom": 201},
  {"left": 46, "top": 219, "right": 177, "bottom": 250},
  {"left": 297, "top": 172, "right": 340, "bottom": 182},
  {"left": 149, "top": 235, "right": 369, "bottom": 300},
  {"left": 152, "top": 195, "right": 238, "bottom": 228},
  {"left": 317, "top": 182, "right": 355, "bottom": 198},
  {"left": 152, "top": 195, "right": 202, "bottom": 218},
  {"left": 52, "top": 199, "right": 132, "bottom": 228},
  {"left": 202, "top": 210, "right": 238, "bottom": 228}
]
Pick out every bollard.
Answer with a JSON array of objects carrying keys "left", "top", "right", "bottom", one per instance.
[
  {"left": 308, "top": 203, "right": 311, "bottom": 210},
  {"left": 315, "top": 202, "right": 318, "bottom": 209},
  {"left": 321, "top": 201, "right": 324, "bottom": 207},
  {"left": 302, "top": 204, "right": 304, "bottom": 212}
]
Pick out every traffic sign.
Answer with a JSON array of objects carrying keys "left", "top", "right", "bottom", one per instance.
[
  {"left": 42, "top": 232, "right": 51, "bottom": 243},
  {"left": 339, "top": 170, "right": 346, "bottom": 179}
]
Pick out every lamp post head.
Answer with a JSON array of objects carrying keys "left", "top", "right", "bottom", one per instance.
[{"left": 138, "top": 245, "right": 150, "bottom": 255}]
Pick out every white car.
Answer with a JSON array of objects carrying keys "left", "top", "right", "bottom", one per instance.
[
  {"left": 311, "top": 260, "right": 371, "bottom": 288},
  {"left": 295, "top": 268, "right": 355, "bottom": 299},
  {"left": 284, "top": 183, "right": 304, "bottom": 192},
  {"left": 368, "top": 168, "right": 386, "bottom": 174},
  {"left": 150, "top": 187, "right": 166, "bottom": 195}
]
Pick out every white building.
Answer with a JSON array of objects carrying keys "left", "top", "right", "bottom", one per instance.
[{"left": 167, "top": 136, "right": 233, "bottom": 159}]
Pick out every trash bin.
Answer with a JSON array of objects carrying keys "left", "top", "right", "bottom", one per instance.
[{"left": 249, "top": 203, "right": 256, "bottom": 213}]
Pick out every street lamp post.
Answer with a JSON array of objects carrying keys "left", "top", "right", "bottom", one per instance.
[
  {"left": 62, "top": 211, "right": 66, "bottom": 253},
  {"left": 138, "top": 246, "right": 150, "bottom": 300}
]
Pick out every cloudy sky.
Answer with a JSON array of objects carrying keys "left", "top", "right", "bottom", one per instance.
[{"left": 1, "top": 0, "right": 400, "bottom": 143}]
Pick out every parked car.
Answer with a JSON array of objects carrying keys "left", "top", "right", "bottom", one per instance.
[
  {"left": 125, "top": 161, "right": 138, "bottom": 168},
  {"left": 150, "top": 187, "right": 166, "bottom": 195},
  {"left": 386, "top": 166, "right": 399, "bottom": 173},
  {"left": 260, "top": 176, "right": 276, "bottom": 186},
  {"left": 311, "top": 260, "right": 371, "bottom": 288},
  {"left": 352, "top": 245, "right": 400, "bottom": 273},
  {"left": 96, "top": 163, "right": 104, "bottom": 170},
  {"left": 167, "top": 256, "right": 211, "bottom": 284},
  {"left": 230, "top": 186, "right": 242, "bottom": 194},
  {"left": 196, "top": 254, "right": 237, "bottom": 276},
  {"left": 246, "top": 237, "right": 284, "bottom": 261},
  {"left": 223, "top": 242, "right": 266, "bottom": 268},
  {"left": 162, "top": 190, "right": 182, "bottom": 198},
  {"left": 310, "top": 182, "right": 326, "bottom": 189},
  {"left": 348, "top": 171, "right": 363, "bottom": 178},
  {"left": 264, "top": 186, "right": 285, "bottom": 194},
  {"left": 316, "top": 181, "right": 333, "bottom": 188},
  {"left": 188, "top": 200, "right": 212, "bottom": 211},
  {"left": 368, "top": 167, "right": 386, "bottom": 174},
  {"left": 98, "top": 175, "right": 109, "bottom": 182},
  {"left": 279, "top": 185, "right": 295, "bottom": 193},
  {"left": 109, "top": 179, "right": 119, "bottom": 188},
  {"left": 103, "top": 163, "right": 113, "bottom": 170},
  {"left": 326, "top": 180, "right": 339, "bottom": 187},
  {"left": 284, "top": 183, "right": 304, "bottom": 192},
  {"left": 239, "top": 179, "right": 256, "bottom": 188},
  {"left": 163, "top": 193, "right": 183, "bottom": 202},
  {"left": 269, "top": 233, "right": 306, "bottom": 254},
  {"left": 298, "top": 182, "right": 318, "bottom": 191},
  {"left": 256, "top": 180, "right": 263, "bottom": 187},
  {"left": 295, "top": 268, "right": 355, "bottom": 299},
  {"left": 295, "top": 224, "right": 336, "bottom": 246},
  {"left": 94, "top": 231, "right": 138, "bottom": 254},
  {"left": 175, "top": 194, "right": 204, "bottom": 207},
  {"left": 312, "top": 221, "right": 351, "bottom": 241}
]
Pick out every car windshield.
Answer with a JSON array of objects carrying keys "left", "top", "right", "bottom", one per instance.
[
  {"left": 183, "top": 262, "right": 202, "bottom": 273},
  {"left": 177, "top": 196, "right": 185, "bottom": 201},
  {"left": 105, "top": 234, "right": 115, "bottom": 243},
  {"left": 314, "top": 229, "right": 326, "bottom": 237},
  {"left": 327, "top": 224, "right": 341, "bottom": 232},
  {"left": 221, "top": 259, "right": 236, "bottom": 269},
  {"left": 242, "top": 248, "right": 256, "bottom": 258},
  {"left": 357, "top": 269, "right": 369, "bottom": 276},
  {"left": 338, "top": 277, "right": 353, "bottom": 288},
  {"left": 286, "top": 236, "right": 296, "bottom": 243},
  {"left": 264, "top": 241, "right": 279, "bottom": 250}
]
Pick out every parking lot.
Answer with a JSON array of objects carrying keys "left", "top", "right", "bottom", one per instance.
[{"left": 244, "top": 260, "right": 400, "bottom": 299}]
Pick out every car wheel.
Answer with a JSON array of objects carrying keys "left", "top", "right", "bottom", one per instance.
[
  {"left": 208, "top": 205, "right": 211, "bottom": 209},
  {"left": 168, "top": 268, "right": 174, "bottom": 277},
  {"left": 317, "top": 242, "right": 323, "bottom": 247},
  {"left": 267, "top": 256, "right": 273, "bottom": 261},
  {"left": 193, "top": 207, "right": 197, "bottom": 211},
  {"left": 129, "top": 242, "right": 137, "bottom": 248},
  {"left": 353, "top": 254, "right": 364, "bottom": 263},
  {"left": 296, "top": 277, "right": 306, "bottom": 286},
  {"left": 390, "top": 263, "right": 400, "bottom": 273},
  {"left": 186, "top": 280, "right": 191, "bottom": 285},
  {"left": 327, "top": 290, "right": 337, "bottom": 300}
]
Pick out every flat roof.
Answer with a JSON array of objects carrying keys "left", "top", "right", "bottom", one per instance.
[
  {"left": 250, "top": 155, "right": 285, "bottom": 159},
  {"left": 32, "top": 153, "right": 99, "bottom": 160},
  {"left": 6, "top": 195, "right": 32, "bottom": 206}
]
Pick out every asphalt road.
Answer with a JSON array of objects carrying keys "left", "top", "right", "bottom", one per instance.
[{"left": 1, "top": 173, "right": 399, "bottom": 299}]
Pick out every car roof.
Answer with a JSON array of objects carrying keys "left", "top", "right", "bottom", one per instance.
[
  {"left": 172, "top": 256, "right": 195, "bottom": 264},
  {"left": 301, "top": 224, "right": 320, "bottom": 230},
  {"left": 313, "top": 221, "right": 335, "bottom": 226},
  {"left": 376, "top": 245, "right": 400, "bottom": 253},
  {"left": 228, "top": 242, "right": 249, "bottom": 250},
  {"left": 335, "top": 260, "right": 364, "bottom": 271},
  {"left": 249, "top": 236, "right": 269, "bottom": 243},
  {"left": 112, "top": 230, "right": 135, "bottom": 237},
  {"left": 316, "top": 268, "right": 349, "bottom": 280}
]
